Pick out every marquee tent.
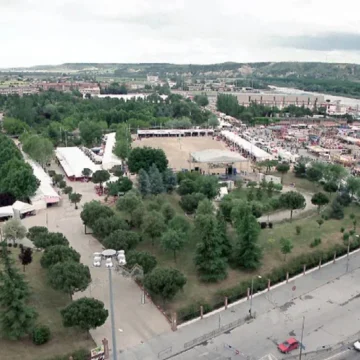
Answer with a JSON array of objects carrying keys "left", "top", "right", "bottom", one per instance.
[
  {"left": 102, "top": 133, "right": 122, "bottom": 170},
  {"left": 0, "top": 206, "right": 14, "bottom": 219},
  {"left": 191, "top": 149, "right": 247, "bottom": 163},
  {"left": 12, "top": 201, "right": 35, "bottom": 215}
]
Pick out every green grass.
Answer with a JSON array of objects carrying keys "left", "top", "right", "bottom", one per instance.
[
  {"left": 137, "top": 197, "right": 360, "bottom": 314},
  {"left": 270, "top": 171, "right": 316, "bottom": 192},
  {"left": 0, "top": 249, "right": 95, "bottom": 360}
]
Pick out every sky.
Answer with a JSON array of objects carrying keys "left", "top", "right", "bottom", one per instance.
[{"left": 1, "top": 0, "right": 360, "bottom": 68}]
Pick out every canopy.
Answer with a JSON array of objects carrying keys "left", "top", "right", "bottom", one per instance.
[
  {"left": 12, "top": 201, "right": 35, "bottom": 214},
  {"left": 191, "top": 149, "right": 247, "bottom": 163},
  {"left": 102, "top": 133, "right": 122, "bottom": 170},
  {"left": 221, "top": 130, "right": 273, "bottom": 161},
  {"left": 0, "top": 206, "right": 14, "bottom": 218}
]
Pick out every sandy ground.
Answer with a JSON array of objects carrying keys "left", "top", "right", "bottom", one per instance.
[
  {"left": 133, "top": 136, "right": 251, "bottom": 173},
  {"left": 19, "top": 161, "right": 170, "bottom": 355}
]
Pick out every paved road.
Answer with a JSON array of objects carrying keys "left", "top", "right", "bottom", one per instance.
[
  {"left": 121, "top": 250, "right": 360, "bottom": 360},
  {"left": 21, "top": 163, "right": 169, "bottom": 354}
]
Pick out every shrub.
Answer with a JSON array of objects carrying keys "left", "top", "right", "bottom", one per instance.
[
  {"left": 177, "top": 300, "right": 213, "bottom": 322},
  {"left": 295, "top": 225, "right": 301, "bottom": 235},
  {"left": 340, "top": 227, "right": 345, "bottom": 233},
  {"left": 32, "top": 325, "right": 51, "bottom": 345},
  {"left": 13, "top": 243, "right": 18, "bottom": 248},
  {"left": 7, "top": 243, "right": 12, "bottom": 247},
  {"left": 260, "top": 222, "right": 267, "bottom": 229},
  {"left": 268, "top": 222, "right": 273, "bottom": 229},
  {"left": 349, "top": 229, "right": 355, "bottom": 236},
  {"left": 343, "top": 232, "right": 350, "bottom": 244},
  {"left": 310, "top": 238, "right": 322, "bottom": 248}
]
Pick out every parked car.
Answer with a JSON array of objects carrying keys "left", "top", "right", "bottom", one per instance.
[
  {"left": 354, "top": 340, "right": 360, "bottom": 351},
  {"left": 278, "top": 338, "right": 299, "bottom": 353}
]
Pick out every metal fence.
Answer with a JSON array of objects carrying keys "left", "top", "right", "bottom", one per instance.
[{"left": 183, "top": 317, "right": 245, "bottom": 349}]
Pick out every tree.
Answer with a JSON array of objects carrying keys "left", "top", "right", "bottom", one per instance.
[
  {"left": 59, "top": 180, "right": 66, "bottom": 189},
  {"left": 324, "top": 163, "right": 347, "bottom": 184},
  {"left": 80, "top": 201, "right": 114, "bottom": 228},
  {"left": 346, "top": 176, "right": 360, "bottom": 199},
  {"left": 92, "top": 170, "right": 110, "bottom": 189},
  {"left": 69, "top": 192, "right": 82, "bottom": 209},
  {"left": 18, "top": 247, "right": 33, "bottom": 272},
  {"left": 276, "top": 162, "right": 290, "bottom": 184},
  {"left": 61, "top": 297, "right": 108, "bottom": 332},
  {"left": 196, "top": 198, "right": 215, "bottom": 216},
  {"left": 194, "top": 94, "right": 209, "bottom": 107},
  {"left": 161, "top": 203, "right": 176, "bottom": 223},
  {"left": 316, "top": 219, "right": 324, "bottom": 228},
  {"left": 52, "top": 173, "right": 64, "bottom": 185},
  {"left": 0, "top": 159, "right": 39, "bottom": 200},
  {"left": 293, "top": 161, "right": 307, "bottom": 178},
  {"left": 306, "top": 166, "right": 323, "bottom": 186},
  {"left": 279, "top": 191, "right": 306, "bottom": 221},
  {"left": 144, "top": 267, "right": 186, "bottom": 302},
  {"left": 142, "top": 211, "right": 166, "bottom": 246},
  {"left": 137, "top": 169, "right": 151, "bottom": 196},
  {"left": 3, "top": 219, "right": 27, "bottom": 245},
  {"left": 234, "top": 210, "right": 262, "bottom": 269},
  {"left": 169, "top": 215, "right": 191, "bottom": 234},
  {"left": 196, "top": 176, "right": 219, "bottom": 199},
  {"left": 116, "top": 191, "right": 142, "bottom": 225},
  {"left": 128, "top": 147, "right": 168, "bottom": 173},
  {"left": 27, "top": 226, "right": 48, "bottom": 241},
  {"left": 82, "top": 168, "right": 92, "bottom": 178},
  {"left": 161, "top": 229, "right": 186, "bottom": 262},
  {"left": 256, "top": 187, "right": 263, "bottom": 201},
  {"left": 92, "top": 214, "right": 129, "bottom": 239},
  {"left": 48, "top": 261, "right": 91, "bottom": 299},
  {"left": 177, "top": 179, "right": 196, "bottom": 195},
  {"left": 103, "top": 230, "right": 140, "bottom": 251},
  {"left": 40, "top": 245, "right": 80, "bottom": 269},
  {"left": 163, "top": 168, "right": 177, "bottom": 193},
  {"left": 2, "top": 117, "right": 29, "bottom": 135},
  {"left": 22, "top": 135, "right": 54, "bottom": 167},
  {"left": 179, "top": 193, "right": 206, "bottom": 214},
  {"left": 79, "top": 120, "right": 103, "bottom": 147},
  {"left": 311, "top": 192, "right": 329, "bottom": 213},
  {"left": 267, "top": 180, "right": 275, "bottom": 198},
  {"left": 63, "top": 186, "right": 73, "bottom": 195},
  {"left": 126, "top": 250, "right": 157, "bottom": 274},
  {"left": 194, "top": 214, "right": 228, "bottom": 282},
  {"left": 329, "top": 199, "right": 344, "bottom": 220},
  {"left": 32, "top": 232, "right": 69, "bottom": 249},
  {"left": 280, "top": 237, "right": 293, "bottom": 261},
  {"left": 323, "top": 181, "right": 338, "bottom": 197},
  {"left": 148, "top": 164, "right": 165, "bottom": 195},
  {"left": 216, "top": 211, "right": 232, "bottom": 258}
]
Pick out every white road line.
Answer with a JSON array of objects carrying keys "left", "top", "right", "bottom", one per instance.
[{"left": 323, "top": 349, "right": 351, "bottom": 360}]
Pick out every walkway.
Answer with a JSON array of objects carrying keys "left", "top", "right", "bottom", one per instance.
[{"left": 22, "top": 163, "right": 169, "bottom": 354}]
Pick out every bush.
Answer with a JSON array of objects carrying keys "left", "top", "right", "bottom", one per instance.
[
  {"left": 343, "top": 232, "right": 350, "bottom": 244},
  {"left": 260, "top": 222, "right": 267, "bottom": 229},
  {"left": 177, "top": 300, "right": 213, "bottom": 323},
  {"left": 268, "top": 222, "right": 273, "bottom": 229},
  {"left": 336, "top": 192, "right": 351, "bottom": 207},
  {"left": 32, "top": 325, "right": 51, "bottom": 345},
  {"left": 7, "top": 243, "right": 12, "bottom": 247},
  {"left": 310, "top": 238, "right": 322, "bottom": 248},
  {"left": 295, "top": 225, "right": 301, "bottom": 235},
  {"left": 13, "top": 243, "right": 18, "bottom": 248},
  {"left": 340, "top": 227, "right": 345, "bottom": 233},
  {"left": 329, "top": 200, "right": 344, "bottom": 220}
]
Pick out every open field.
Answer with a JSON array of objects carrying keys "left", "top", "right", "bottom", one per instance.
[
  {"left": 132, "top": 136, "right": 251, "bottom": 172},
  {"left": 0, "top": 249, "right": 95, "bottom": 360}
]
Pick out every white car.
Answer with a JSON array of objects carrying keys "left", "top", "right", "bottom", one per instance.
[{"left": 354, "top": 340, "right": 360, "bottom": 351}]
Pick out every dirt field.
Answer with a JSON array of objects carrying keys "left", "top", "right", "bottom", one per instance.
[{"left": 132, "top": 136, "right": 250, "bottom": 172}]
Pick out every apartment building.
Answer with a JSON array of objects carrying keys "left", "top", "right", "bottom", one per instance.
[{"left": 0, "top": 87, "right": 39, "bottom": 96}]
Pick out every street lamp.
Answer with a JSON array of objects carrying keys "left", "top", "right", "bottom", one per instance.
[
  {"left": 94, "top": 249, "right": 126, "bottom": 360},
  {"left": 249, "top": 275, "right": 262, "bottom": 318}
]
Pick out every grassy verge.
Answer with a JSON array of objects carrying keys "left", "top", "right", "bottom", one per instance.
[{"left": 0, "top": 249, "right": 94, "bottom": 360}]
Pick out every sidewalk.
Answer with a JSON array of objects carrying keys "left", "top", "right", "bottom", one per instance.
[{"left": 121, "top": 249, "right": 360, "bottom": 360}]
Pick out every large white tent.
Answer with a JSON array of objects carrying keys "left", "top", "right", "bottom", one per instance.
[
  {"left": 12, "top": 201, "right": 35, "bottom": 215},
  {"left": 25, "top": 157, "right": 61, "bottom": 210},
  {"left": 56, "top": 147, "right": 101, "bottom": 179},
  {"left": 102, "top": 133, "right": 122, "bottom": 170},
  {"left": 221, "top": 130, "right": 273, "bottom": 161},
  {"left": 191, "top": 149, "right": 247, "bottom": 163},
  {"left": 0, "top": 206, "right": 14, "bottom": 219}
]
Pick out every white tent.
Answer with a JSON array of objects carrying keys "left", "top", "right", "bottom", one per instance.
[
  {"left": 221, "top": 130, "right": 273, "bottom": 161},
  {"left": 12, "top": 201, "right": 35, "bottom": 215},
  {"left": 102, "top": 133, "right": 122, "bottom": 170},
  {"left": 0, "top": 206, "right": 14, "bottom": 219},
  {"left": 191, "top": 149, "right": 247, "bottom": 163}
]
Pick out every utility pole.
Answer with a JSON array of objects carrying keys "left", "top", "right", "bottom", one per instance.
[{"left": 299, "top": 316, "right": 305, "bottom": 360}]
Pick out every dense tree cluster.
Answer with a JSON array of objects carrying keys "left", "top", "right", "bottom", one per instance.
[{"left": 0, "top": 133, "right": 39, "bottom": 201}]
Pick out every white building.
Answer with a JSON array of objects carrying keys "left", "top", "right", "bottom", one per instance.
[{"left": 147, "top": 75, "right": 159, "bottom": 83}]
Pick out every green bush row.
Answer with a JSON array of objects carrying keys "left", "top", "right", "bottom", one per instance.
[{"left": 177, "top": 239, "right": 360, "bottom": 323}]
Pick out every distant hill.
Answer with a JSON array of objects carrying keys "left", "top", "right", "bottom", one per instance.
[{"left": 4, "top": 62, "right": 360, "bottom": 81}]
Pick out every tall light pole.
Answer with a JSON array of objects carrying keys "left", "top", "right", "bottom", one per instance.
[
  {"left": 94, "top": 249, "right": 126, "bottom": 360},
  {"left": 249, "top": 275, "right": 261, "bottom": 318}
]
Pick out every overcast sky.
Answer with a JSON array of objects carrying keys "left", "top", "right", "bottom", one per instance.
[{"left": 1, "top": 0, "right": 360, "bottom": 67}]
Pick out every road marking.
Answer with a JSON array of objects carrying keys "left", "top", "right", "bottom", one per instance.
[{"left": 323, "top": 349, "right": 351, "bottom": 360}]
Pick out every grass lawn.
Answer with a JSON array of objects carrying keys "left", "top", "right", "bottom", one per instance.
[
  {"left": 270, "top": 171, "right": 316, "bottom": 192},
  {"left": 137, "top": 197, "right": 360, "bottom": 315},
  {"left": 0, "top": 249, "right": 95, "bottom": 360}
]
